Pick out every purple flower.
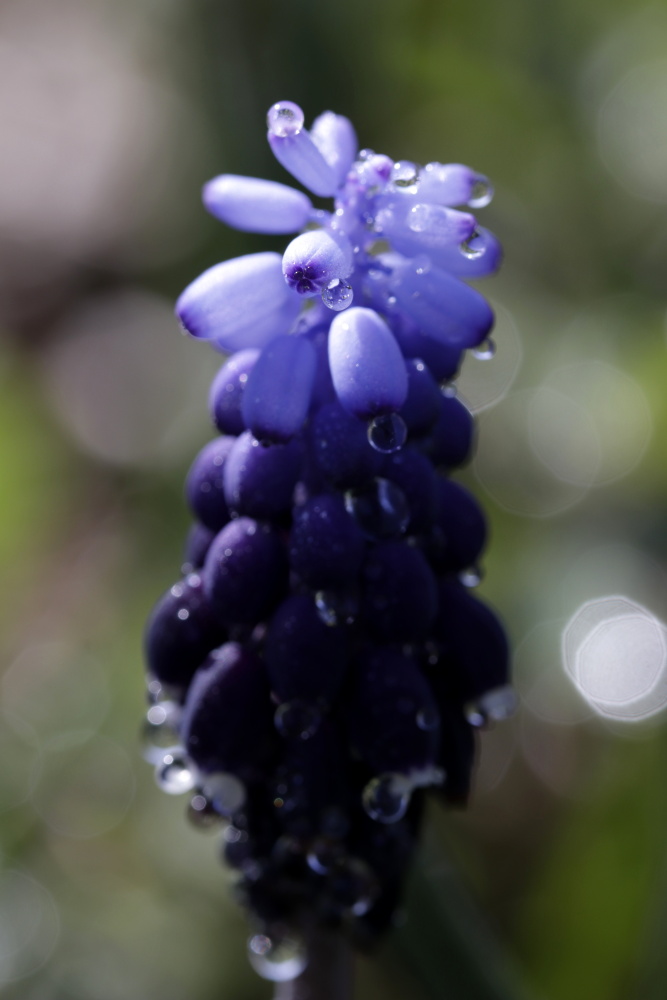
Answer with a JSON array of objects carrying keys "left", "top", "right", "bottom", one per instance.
[{"left": 144, "top": 100, "right": 514, "bottom": 968}]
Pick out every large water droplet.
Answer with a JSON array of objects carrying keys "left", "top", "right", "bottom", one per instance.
[
  {"left": 391, "top": 160, "right": 420, "bottom": 192},
  {"left": 141, "top": 701, "right": 181, "bottom": 763},
  {"left": 314, "top": 588, "right": 358, "bottom": 627},
  {"left": 201, "top": 771, "right": 246, "bottom": 815},
  {"left": 460, "top": 229, "right": 486, "bottom": 259},
  {"left": 459, "top": 565, "right": 483, "bottom": 588},
  {"left": 362, "top": 773, "right": 410, "bottom": 824},
  {"left": 321, "top": 278, "right": 353, "bottom": 312},
  {"left": 275, "top": 700, "right": 322, "bottom": 741},
  {"left": 465, "top": 685, "right": 517, "bottom": 727},
  {"left": 155, "top": 749, "right": 195, "bottom": 795},
  {"left": 467, "top": 175, "right": 494, "bottom": 209},
  {"left": 266, "top": 101, "right": 304, "bottom": 137},
  {"left": 416, "top": 706, "right": 440, "bottom": 731},
  {"left": 472, "top": 338, "right": 496, "bottom": 361},
  {"left": 187, "top": 792, "right": 224, "bottom": 830},
  {"left": 344, "top": 478, "right": 410, "bottom": 539},
  {"left": 367, "top": 413, "right": 407, "bottom": 454},
  {"left": 328, "top": 856, "right": 379, "bottom": 916},
  {"left": 247, "top": 934, "right": 308, "bottom": 982},
  {"left": 306, "top": 838, "right": 344, "bottom": 875}
]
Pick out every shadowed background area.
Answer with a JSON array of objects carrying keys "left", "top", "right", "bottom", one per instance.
[{"left": 2, "top": 0, "right": 667, "bottom": 997}]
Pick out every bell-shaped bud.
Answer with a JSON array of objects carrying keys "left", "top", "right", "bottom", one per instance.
[
  {"left": 268, "top": 102, "right": 339, "bottom": 197},
  {"left": 241, "top": 335, "right": 316, "bottom": 442},
  {"left": 144, "top": 574, "right": 225, "bottom": 692},
  {"left": 329, "top": 308, "right": 408, "bottom": 419},
  {"left": 209, "top": 349, "right": 260, "bottom": 435},
  {"left": 289, "top": 493, "right": 366, "bottom": 590},
  {"left": 428, "top": 478, "right": 487, "bottom": 574},
  {"left": 203, "top": 174, "right": 313, "bottom": 234},
  {"left": 184, "top": 436, "right": 235, "bottom": 532},
  {"left": 183, "top": 524, "right": 215, "bottom": 572},
  {"left": 379, "top": 447, "right": 438, "bottom": 535},
  {"left": 377, "top": 200, "right": 476, "bottom": 258},
  {"left": 421, "top": 394, "right": 475, "bottom": 469},
  {"left": 282, "top": 230, "right": 354, "bottom": 297},
  {"left": 181, "top": 643, "right": 275, "bottom": 778},
  {"left": 390, "top": 313, "right": 463, "bottom": 383},
  {"left": 176, "top": 252, "right": 301, "bottom": 352},
  {"left": 307, "top": 401, "right": 383, "bottom": 488},
  {"left": 418, "top": 163, "right": 493, "bottom": 208},
  {"left": 361, "top": 541, "right": 438, "bottom": 642},
  {"left": 203, "top": 518, "right": 288, "bottom": 626},
  {"left": 399, "top": 359, "right": 442, "bottom": 434},
  {"left": 223, "top": 431, "right": 303, "bottom": 521},
  {"left": 310, "top": 111, "right": 358, "bottom": 187}
]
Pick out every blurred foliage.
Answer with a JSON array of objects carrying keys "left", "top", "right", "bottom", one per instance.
[{"left": 2, "top": 0, "right": 667, "bottom": 997}]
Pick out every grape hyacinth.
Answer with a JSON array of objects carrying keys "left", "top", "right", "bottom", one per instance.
[{"left": 143, "top": 100, "right": 515, "bottom": 983}]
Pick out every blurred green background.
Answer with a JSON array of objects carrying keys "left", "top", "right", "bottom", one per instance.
[{"left": 2, "top": 0, "right": 667, "bottom": 997}]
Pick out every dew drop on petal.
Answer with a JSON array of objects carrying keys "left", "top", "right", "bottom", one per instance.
[
  {"left": 274, "top": 701, "right": 322, "bottom": 741},
  {"left": 467, "top": 175, "right": 494, "bottom": 209},
  {"left": 141, "top": 701, "right": 182, "bottom": 763},
  {"left": 187, "top": 792, "right": 224, "bottom": 830},
  {"left": 458, "top": 565, "right": 484, "bottom": 588},
  {"left": 267, "top": 101, "right": 304, "bottom": 137},
  {"left": 362, "top": 773, "right": 410, "bottom": 824},
  {"left": 344, "top": 478, "right": 410, "bottom": 539},
  {"left": 328, "top": 856, "right": 379, "bottom": 916},
  {"left": 201, "top": 771, "right": 247, "bottom": 815},
  {"left": 416, "top": 706, "right": 440, "bottom": 731},
  {"left": 472, "top": 338, "right": 496, "bottom": 361},
  {"left": 460, "top": 230, "right": 486, "bottom": 259},
  {"left": 155, "top": 749, "right": 196, "bottom": 795},
  {"left": 321, "top": 279, "right": 354, "bottom": 312},
  {"left": 465, "top": 685, "right": 517, "bottom": 727},
  {"left": 391, "top": 160, "right": 420, "bottom": 192},
  {"left": 367, "top": 413, "right": 407, "bottom": 454},
  {"left": 306, "top": 838, "right": 344, "bottom": 875},
  {"left": 247, "top": 934, "right": 308, "bottom": 982}
]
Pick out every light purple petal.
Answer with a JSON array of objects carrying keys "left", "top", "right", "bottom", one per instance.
[
  {"left": 268, "top": 130, "right": 339, "bottom": 197},
  {"left": 418, "top": 163, "right": 489, "bottom": 206},
  {"left": 424, "top": 227, "right": 503, "bottom": 277},
  {"left": 310, "top": 111, "right": 358, "bottom": 187},
  {"left": 241, "top": 334, "right": 316, "bottom": 442},
  {"left": 176, "top": 252, "right": 302, "bottom": 352},
  {"left": 203, "top": 175, "right": 312, "bottom": 234},
  {"left": 376, "top": 199, "right": 476, "bottom": 257},
  {"left": 283, "top": 229, "right": 354, "bottom": 296},
  {"left": 328, "top": 307, "right": 408, "bottom": 419}
]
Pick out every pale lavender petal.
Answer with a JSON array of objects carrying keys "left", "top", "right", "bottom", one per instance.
[
  {"left": 310, "top": 111, "right": 358, "bottom": 187},
  {"left": 241, "top": 334, "right": 316, "bottom": 442},
  {"left": 203, "top": 175, "right": 312, "bottom": 234},
  {"left": 418, "top": 163, "right": 493, "bottom": 207},
  {"left": 268, "top": 130, "right": 339, "bottom": 197},
  {"left": 328, "top": 307, "right": 408, "bottom": 418}
]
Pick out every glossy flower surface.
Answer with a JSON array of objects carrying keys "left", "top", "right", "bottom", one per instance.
[{"left": 144, "top": 101, "right": 514, "bottom": 967}]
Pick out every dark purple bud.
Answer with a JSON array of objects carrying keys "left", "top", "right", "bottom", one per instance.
[
  {"left": 361, "top": 541, "right": 437, "bottom": 642},
  {"left": 185, "top": 437, "right": 235, "bottom": 532},
  {"left": 144, "top": 574, "right": 225, "bottom": 691},
  {"left": 203, "top": 518, "right": 288, "bottom": 626},
  {"left": 421, "top": 393, "right": 474, "bottom": 469},
  {"left": 399, "top": 359, "right": 443, "bottom": 434},
  {"left": 209, "top": 349, "right": 260, "bottom": 436},
  {"left": 183, "top": 523, "right": 216, "bottom": 571},
  {"left": 308, "top": 401, "right": 383, "bottom": 488},
  {"left": 223, "top": 431, "right": 303, "bottom": 521},
  {"left": 434, "top": 580, "right": 510, "bottom": 702},
  {"left": 264, "top": 593, "right": 349, "bottom": 706},
  {"left": 275, "top": 723, "right": 350, "bottom": 837},
  {"left": 391, "top": 314, "right": 463, "bottom": 383},
  {"left": 379, "top": 448, "right": 438, "bottom": 535},
  {"left": 181, "top": 643, "right": 275, "bottom": 779},
  {"left": 428, "top": 478, "right": 487, "bottom": 573},
  {"left": 290, "top": 493, "right": 366, "bottom": 590}
]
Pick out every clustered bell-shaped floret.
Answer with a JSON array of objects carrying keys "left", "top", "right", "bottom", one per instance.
[{"left": 145, "top": 101, "right": 514, "bottom": 961}]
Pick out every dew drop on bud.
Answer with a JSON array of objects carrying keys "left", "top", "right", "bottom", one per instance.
[
  {"left": 465, "top": 685, "right": 517, "bottom": 727},
  {"left": 314, "top": 588, "right": 358, "bottom": 627},
  {"left": 460, "top": 229, "right": 486, "bottom": 259},
  {"left": 187, "top": 792, "right": 223, "bottom": 830},
  {"left": 267, "top": 101, "right": 305, "bottom": 137},
  {"left": 141, "top": 701, "right": 182, "bottom": 763},
  {"left": 155, "top": 749, "right": 196, "bottom": 795},
  {"left": 467, "top": 175, "right": 494, "bottom": 208},
  {"left": 391, "top": 160, "right": 420, "bottom": 191},
  {"left": 306, "top": 838, "right": 344, "bottom": 875},
  {"left": 472, "top": 338, "right": 496, "bottom": 361},
  {"left": 275, "top": 700, "right": 322, "bottom": 741},
  {"left": 247, "top": 934, "right": 308, "bottom": 982},
  {"left": 459, "top": 565, "right": 483, "bottom": 587},
  {"left": 416, "top": 706, "right": 440, "bottom": 731},
  {"left": 321, "top": 278, "right": 354, "bottom": 312},
  {"left": 362, "top": 773, "right": 410, "bottom": 824},
  {"left": 328, "top": 856, "right": 379, "bottom": 916},
  {"left": 344, "top": 478, "right": 410, "bottom": 539},
  {"left": 201, "top": 771, "right": 246, "bottom": 815},
  {"left": 367, "top": 413, "right": 407, "bottom": 454}
]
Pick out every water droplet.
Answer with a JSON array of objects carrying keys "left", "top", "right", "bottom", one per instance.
[
  {"left": 460, "top": 229, "right": 486, "bottom": 259},
  {"left": 465, "top": 685, "right": 517, "bottom": 727},
  {"left": 344, "top": 478, "right": 410, "bottom": 539},
  {"left": 141, "top": 701, "right": 182, "bottom": 763},
  {"left": 314, "top": 589, "right": 358, "bottom": 626},
  {"left": 155, "top": 750, "right": 196, "bottom": 795},
  {"left": 472, "top": 338, "right": 496, "bottom": 361},
  {"left": 266, "top": 101, "right": 304, "bottom": 137},
  {"left": 321, "top": 278, "right": 354, "bottom": 312},
  {"left": 275, "top": 701, "right": 322, "bottom": 741},
  {"left": 391, "top": 160, "right": 420, "bottom": 192},
  {"left": 247, "top": 934, "right": 308, "bottom": 982},
  {"left": 306, "top": 838, "right": 344, "bottom": 875},
  {"left": 416, "top": 706, "right": 440, "bottom": 731},
  {"left": 367, "top": 413, "right": 407, "bottom": 454},
  {"left": 467, "top": 175, "right": 494, "bottom": 209},
  {"left": 362, "top": 773, "right": 410, "bottom": 824},
  {"left": 201, "top": 771, "right": 246, "bottom": 815},
  {"left": 459, "top": 565, "right": 483, "bottom": 587},
  {"left": 187, "top": 793, "right": 223, "bottom": 830},
  {"left": 328, "top": 856, "right": 379, "bottom": 916}
]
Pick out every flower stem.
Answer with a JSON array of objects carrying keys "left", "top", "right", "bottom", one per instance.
[{"left": 274, "top": 928, "right": 354, "bottom": 1000}]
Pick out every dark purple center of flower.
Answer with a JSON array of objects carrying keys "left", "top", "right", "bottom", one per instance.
[{"left": 286, "top": 263, "right": 324, "bottom": 295}]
